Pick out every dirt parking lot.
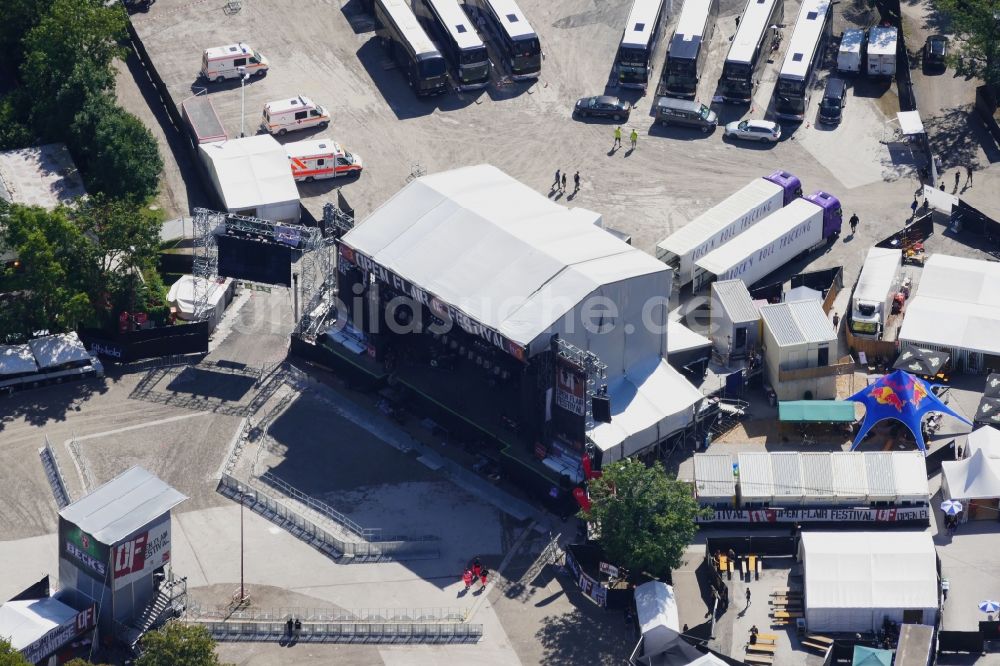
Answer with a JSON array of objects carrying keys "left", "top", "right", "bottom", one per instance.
[{"left": 129, "top": 0, "right": 932, "bottom": 255}]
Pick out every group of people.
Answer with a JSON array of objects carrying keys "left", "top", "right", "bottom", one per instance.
[
  {"left": 462, "top": 557, "right": 489, "bottom": 591},
  {"left": 612, "top": 126, "right": 639, "bottom": 150},
  {"left": 285, "top": 617, "right": 303, "bottom": 640},
  {"left": 552, "top": 169, "right": 581, "bottom": 195}
]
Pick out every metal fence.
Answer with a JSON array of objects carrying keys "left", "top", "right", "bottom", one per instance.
[
  {"left": 39, "top": 436, "right": 71, "bottom": 508},
  {"left": 192, "top": 619, "right": 482, "bottom": 643},
  {"left": 217, "top": 474, "right": 439, "bottom": 561},
  {"left": 187, "top": 603, "right": 468, "bottom": 623}
]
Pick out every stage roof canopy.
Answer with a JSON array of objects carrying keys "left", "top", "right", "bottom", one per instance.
[
  {"left": 60, "top": 466, "right": 187, "bottom": 545},
  {"left": 899, "top": 254, "right": 1000, "bottom": 357},
  {"left": 340, "top": 164, "right": 666, "bottom": 349},
  {"left": 0, "top": 598, "right": 78, "bottom": 650},
  {"left": 199, "top": 135, "right": 299, "bottom": 212}
]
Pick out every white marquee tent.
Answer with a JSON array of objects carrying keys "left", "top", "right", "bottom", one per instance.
[
  {"left": 199, "top": 135, "right": 300, "bottom": 222},
  {"left": 942, "top": 427, "right": 1000, "bottom": 504},
  {"left": 634, "top": 581, "right": 680, "bottom": 655},
  {"left": 899, "top": 255, "right": 1000, "bottom": 368},
  {"left": 800, "top": 531, "right": 937, "bottom": 632}
]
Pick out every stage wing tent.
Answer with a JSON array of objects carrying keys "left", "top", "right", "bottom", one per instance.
[
  {"left": 847, "top": 369, "right": 971, "bottom": 452},
  {"left": 800, "top": 531, "right": 937, "bottom": 632}
]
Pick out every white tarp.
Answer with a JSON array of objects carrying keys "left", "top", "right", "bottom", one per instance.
[
  {"left": 167, "top": 275, "right": 232, "bottom": 329},
  {"left": 27, "top": 332, "right": 91, "bottom": 369},
  {"left": 0, "top": 344, "right": 38, "bottom": 376},
  {"left": 634, "top": 581, "right": 680, "bottom": 655},
  {"left": 341, "top": 165, "right": 666, "bottom": 351},
  {"left": 199, "top": 135, "right": 299, "bottom": 218},
  {"left": 897, "top": 111, "right": 924, "bottom": 135},
  {"left": 966, "top": 425, "right": 1000, "bottom": 459},
  {"left": 589, "top": 359, "right": 703, "bottom": 461},
  {"left": 801, "top": 531, "right": 937, "bottom": 633},
  {"left": 0, "top": 598, "right": 78, "bottom": 650},
  {"left": 942, "top": 449, "right": 1000, "bottom": 501},
  {"left": 667, "top": 319, "right": 712, "bottom": 354},
  {"left": 899, "top": 255, "right": 1000, "bottom": 356}
]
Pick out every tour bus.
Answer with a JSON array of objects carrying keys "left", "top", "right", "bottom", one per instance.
[
  {"left": 201, "top": 43, "right": 269, "bottom": 82},
  {"left": 615, "top": 0, "right": 667, "bottom": 90},
  {"left": 373, "top": 0, "right": 448, "bottom": 95},
  {"left": 660, "top": 0, "right": 719, "bottom": 98},
  {"left": 466, "top": 0, "right": 542, "bottom": 80},
  {"left": 413, "top": 0, "right": 491, "bottom": 89},
  {"left": 773, "top": 0, "right": 833, "bottom": 120},
  {"left": 717, "top": 0, "right": 784, "bottom": 103}
]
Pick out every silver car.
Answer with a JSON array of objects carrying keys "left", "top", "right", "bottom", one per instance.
[{"left": 724, "top": 119, "right": 782, "bottom": 143}]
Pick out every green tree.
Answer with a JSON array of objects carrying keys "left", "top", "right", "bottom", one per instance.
[
  {"left": 137, "top": 622, "right": 224, "bottom": 666},
  {"left": 0, "top": 0, "right": 46, "bottom": 72},
  {"left": 71, "top": 195, "right": 161, "bottom": 278},
  {"left": 71, "top": 95, "right": 163, "bottom": 201},
  {"left": 0, "top": 93, "right": 34, "bottom": 151},
  {"left": 936, "top": 0, "right": 1000, "bottom": 86},
  {"left": 65, "top": 659, "right": 112, "bottom": 666},
  {"left": 0, "top": 637, "right": 31, "bottom": 665},
  {"left": 580, "top": 459, "right": 707, "bottom": 577}
]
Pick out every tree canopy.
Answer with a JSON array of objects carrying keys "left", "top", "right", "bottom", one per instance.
[
  {"left": 137, "top": 622, "right": 225, "bottom": 666},
  {"left": 936, "top": 0, "right": 1000, "bottom": 86},
  {"left": 0, "top": 638, "right": 31, "bottom": 666},
  {"left": 580, "top": 459, "right": 706, "bottom": 577}
]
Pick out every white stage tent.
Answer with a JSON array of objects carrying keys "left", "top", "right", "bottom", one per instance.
[
  {"left": 800, "top": 532, "right": 937, "bottom": 632},
  {"left": 199, "top": 135, "right": 300, "bottom": 222},
  {"left": 341, "top": 165, "right": 703, "bottom": 461},
  {"left": 899, "top": 255, "right": 1000, "bottom": 370},
  {"left": 634, "top": 581, "right": 680, "bottom": 655}
]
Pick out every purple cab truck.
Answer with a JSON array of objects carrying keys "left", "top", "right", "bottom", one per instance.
[
  {"left": 656, "top": 170, "right": 803, "bottom": 287},
  {"left": 693, "top": 189, "right": 842, "bottom": 290}
]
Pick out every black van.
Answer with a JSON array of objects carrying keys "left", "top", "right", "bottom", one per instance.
[
  {"left": 654, "top": 97, "right": 718, "bottom": 133},
  {"left": 818, "top": 78, "right": 847, "bottom": 125}
]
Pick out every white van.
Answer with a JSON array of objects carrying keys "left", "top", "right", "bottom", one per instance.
[
  {"left": 286, "top": 139, "right": 363, "bottom": 182},
  {"left": 260, "top": 96, "right": 330, "bottom": 136},
  {"left": 201, "top": 43, "right": 268, "bottom": 82}
]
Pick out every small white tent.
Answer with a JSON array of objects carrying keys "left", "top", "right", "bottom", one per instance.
[
  {"left": 801, "top": 532, "right": 937, "bottom": 632},
  {"left": 634, "top": 581, "right": 680, "bottom": 655}
]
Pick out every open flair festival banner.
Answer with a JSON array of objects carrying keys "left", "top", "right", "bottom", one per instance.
[
  {"left": 339, "top": 244, "right": 528, "bottom": 361},
  {"left": 698, "top": 505, "right": 930, "bottom": 525}
]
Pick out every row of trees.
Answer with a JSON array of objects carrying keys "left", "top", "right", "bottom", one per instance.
[
  {"left": 0, "top": 622, "right": 224, "bottom": 666},
  {"left": 0, "top": 197, "right": 166, "bottom": 340},
  {"left": 936, "top": 0, "right": 1000, "bottom": 88},
  {"left": 0, "top": 0, "right": 162, "bottom": 201}
]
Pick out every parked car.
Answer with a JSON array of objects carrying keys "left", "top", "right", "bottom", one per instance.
[
  {"left": 654, "top": 97, "right": 718, "bottom": 133},
  {"left": 817, "top": 77, "right": 847, "bottom": 125},
  {"left": 574, "top": 95, "right": 631, "bottom": 121},
  {"left": 724, "top": 119, "right": 782, "bottom": 143},
  {"left": 923, "top": 35, "right": 948, "bottom": 71}
]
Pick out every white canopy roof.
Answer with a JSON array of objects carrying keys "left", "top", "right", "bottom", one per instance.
[
  {"left": 785, "top": 285, "right": 822, "bottom": 303},
  {"left": 899, "top": 254, "right": 1000, "bottom": 356},
  {"left": 943, "top": 449, "right": 1000, "bottom": 501},
  {"left": 635, "top": 581, "right": 680, "bottom": 656},
  {"left": 667, "top": 319, "right": 712, "bottom": 354},
  {"left": 801, "top": 531, "right": 937, "bottom": 633},
  {"left": 343, "top": 165, "right": 666, "bottom": 350},
  {"left": 0, "top": 344, "right": 38, "bottom": 376},
  {"left": 0, "top": 598, "right": 78, "bottom": 650},
  {"left": 27, "top": 332, "right": 91, "bottom": 369},
  {"left": 966, "top": 425, "right": 1000, "bottom": 459},
  {"left": 167, "top": 275, "right": 233, "bottom": 318},
  {"left": 897, "top": 110, "right": 924, "bottom": 135},
  {"left": 589, "top": 358, "right": 703, "bottom": 462},
  {"left": 199, "top": 135, "right": 299, "bottom": 211}
]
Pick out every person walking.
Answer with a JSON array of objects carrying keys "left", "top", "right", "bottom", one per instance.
[
  {"left": 462, "top": 569, "right": 473, "bottom": 590},
  {"left": 479, "top": 568, "right": 489, "bottom": 589},
  {"left": 910, "top": 197, "right": 919, "bottom": 218},
  {"left": 849, "top": 212, "right": 859, "bottom": 234},
  {"left": 573, "top": 171, "right": 580, "bottom": 194},
  {"left": 967, "top": 164, "right": 974, "bottom": 185},
  {"left": 561, "top": 172, "right": 567, "bottom": 192},
  {"left": 286, "top": 617, "right": 294, "bottom": 638},
  {"left": 630, "top": 128, "right": 638, "bottom": 149},
  {"left": 832, "top": 312, "right": 840, "bottom": 328},
  {"left": 294, "top": 618, "right": 302, "bottom": 640},
  {"left": 552, "top": 169, "right": 561, "bottom": 190},
  {"left": 954, "top": 170, "right": 961, "bottom": 191},
  {"left": 613, "top": 126, "right": 622, "bottom": 149},
  {"left": 745, "top": 588, "right": 751, "bottom": 607},
  {"left": 472, "top": 558, "right": 482, "bottom": 579}
]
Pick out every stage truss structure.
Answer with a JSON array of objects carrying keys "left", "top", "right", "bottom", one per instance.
[
  {"left": 190, "top": 206, "right": 353, "bottom": 339},
  {"left": 555, "top": 338, "right": 608, "bottom": 432}
]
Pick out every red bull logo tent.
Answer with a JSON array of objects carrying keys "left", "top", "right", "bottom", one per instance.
[{"left": 847, "top": 369, "right": 971, "bottom": 452}]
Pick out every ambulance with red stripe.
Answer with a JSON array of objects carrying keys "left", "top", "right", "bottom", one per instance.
[
  {"left": 260, "top": 96, "right": 330, "bottom": 136},
  {"left": 285, "top": 140, "right": 363, "bottom": 182},
  {"left": 201, "top": 43, "right": 268, "bottom": 82}
]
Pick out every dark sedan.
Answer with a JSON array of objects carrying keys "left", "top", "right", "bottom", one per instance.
[
  {"left": 574, "top": 95, "right": 631, "bottom": 121},
  {"left": 923, "top": 35, "right": 948, "bottom": 71}
]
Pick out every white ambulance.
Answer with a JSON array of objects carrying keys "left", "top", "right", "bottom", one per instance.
[
  {"left": 201, "top": 43, "right": 268, "bottom": 82},
  {"left": 286, "top": 139, "right": 363, "bottom": 182},
  {"left": 260, "top": 96, "right": 330, "bottom": 136}
]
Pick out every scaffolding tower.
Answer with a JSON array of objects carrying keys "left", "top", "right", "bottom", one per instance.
[
  {"left": 191, "top": 208, "right": 224, "bottom": 321},
  {"left": 555, "top": 338, "right": 608, "bottom": 432},
  {"left": 294, "top": 200, "right": 355, "bottom": 340}
]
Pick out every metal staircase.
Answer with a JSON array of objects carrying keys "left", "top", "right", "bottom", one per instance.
[
  {"left": 710, "top": 398, "right": 751, "bottom": 439},
  {"left": 125, "top": 574, "right": 188, "bottom": 650}
]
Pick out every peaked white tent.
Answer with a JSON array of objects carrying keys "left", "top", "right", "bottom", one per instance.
[
  {"left": 966, "top": 425, "right": 1000, "bottom": 459},
  {"left": 942, "top": 450, "right": 1000, "bottom": 501},
  {"left": 800, "top": 531, "right": 937, "bottom": 632},
  {"left": 634, "top": 581, "right": 680, "bottom": 655}
]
